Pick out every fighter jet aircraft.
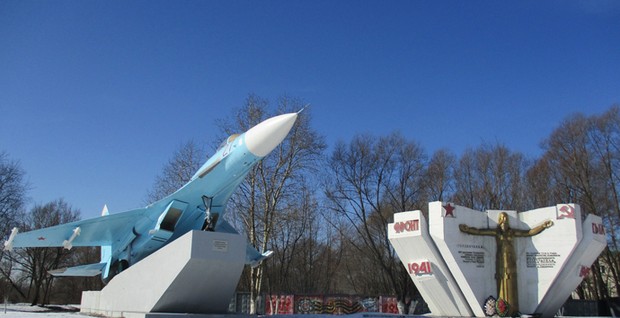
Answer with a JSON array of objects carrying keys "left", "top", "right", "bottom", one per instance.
[{"left": 4, "top": 111, "right": 299, "bottom": 283}]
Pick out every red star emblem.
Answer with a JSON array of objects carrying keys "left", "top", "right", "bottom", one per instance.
[
  {"left": 37, "top": 237, "right": 46, "bottom": 241},
  {"left": 443, "top": 203, "right": 455, "bottom": 217}
]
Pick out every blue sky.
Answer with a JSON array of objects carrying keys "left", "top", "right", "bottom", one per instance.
[{"left": 1, "top": 1, "right": 619, "bottom": 220}]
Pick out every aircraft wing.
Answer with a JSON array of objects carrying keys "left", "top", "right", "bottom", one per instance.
[
  {"left": 48, "top": 262, "right": 107, "bottom": 277},
  {"left": 5, "top": 208, "right": 146, "bottom": 250}
]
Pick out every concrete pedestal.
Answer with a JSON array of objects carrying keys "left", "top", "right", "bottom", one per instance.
[{"left": 80, "top": 230, "right": 246, "bottom": 318}]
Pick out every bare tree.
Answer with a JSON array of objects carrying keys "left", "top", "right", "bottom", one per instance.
[
  {"left": 263, "top": 184, "right": 315, "bottom": 294},
  {"left": 523, "top": 157, "right": 558, "bottom": 209},
  {"left": 222, "top": 94, "right": 326, "bottom": 313},
  {"left": 0, "top": 152, "right": 29, "bottom": 302},
  {"left": 0, "top": 152, "right": 28, "bottom": 236},
  {"left": 589, "top": 106, "right": 620, "bottom": 297},
  {"left": 539, "top": 106, "right": 620, "bottom": 299},
  {"left": 424, "top": 148, "right": 456, "bottom": 202},
  {"left": 452, "top": 144, "right": 528, "bottom": 211},
  {"left": 324, "top": 132, "right": 426, "bottom": 302},
  {"left": 7, "top": 199, "right": 80, "bottom": 305},
  {"left": 145, "top": 140, "right": 207, "bottom": 203},
  {"left": 263, "top": 182, "right": 334, "bottom": 294}
]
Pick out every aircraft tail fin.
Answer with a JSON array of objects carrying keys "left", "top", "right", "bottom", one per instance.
[
  {"left": 99, "top": 204, "right": 113, "bottom": 279},
  {"left": 100, "top": 245, "right": 112, "bottom": 278},
  {"left": 49, "top": 262, "right": 106, "bottom": 277},
  {"left": 246, "top": 246, "right": 273, "bottom": 268},
  {"left": 101, "top": 204, "right": 109, "bottom": 216}
]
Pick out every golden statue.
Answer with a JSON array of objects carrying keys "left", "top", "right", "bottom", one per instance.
[{"left": 459, "top": 212, "right": 553, "bottom": 316}]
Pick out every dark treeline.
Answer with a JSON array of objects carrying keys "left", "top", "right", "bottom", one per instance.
[{"left": 1, "top": 98, "right": 618, "bottom": 309}]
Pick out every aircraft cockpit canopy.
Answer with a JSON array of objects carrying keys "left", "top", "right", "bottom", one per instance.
[{"left": 217, "top": 134, "right": 240, "bottom": 152}]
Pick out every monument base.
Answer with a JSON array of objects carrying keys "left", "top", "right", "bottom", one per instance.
[{"left": 80, "top": 230, "right": 247, "bottom": 318}]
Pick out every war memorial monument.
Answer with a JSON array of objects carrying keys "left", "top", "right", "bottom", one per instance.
[
  {"left": 389, "top": 201, "right": 607, "bottom": 317},
  {"left": 2, "top": 112, "right": 609, "bottom": 317}
]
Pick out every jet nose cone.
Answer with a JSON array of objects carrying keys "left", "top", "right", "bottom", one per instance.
[{"left": 245, "top": 113, "right": 298, "bottom": 157}]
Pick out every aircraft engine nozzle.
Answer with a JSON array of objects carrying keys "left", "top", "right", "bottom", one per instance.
[{"left": 245, "top": 113, "right": 298, "bottom": 157}]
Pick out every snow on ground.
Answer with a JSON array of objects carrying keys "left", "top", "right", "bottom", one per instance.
[{"left": 0, "top": 304, "right": 92, "bottom": 318}]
